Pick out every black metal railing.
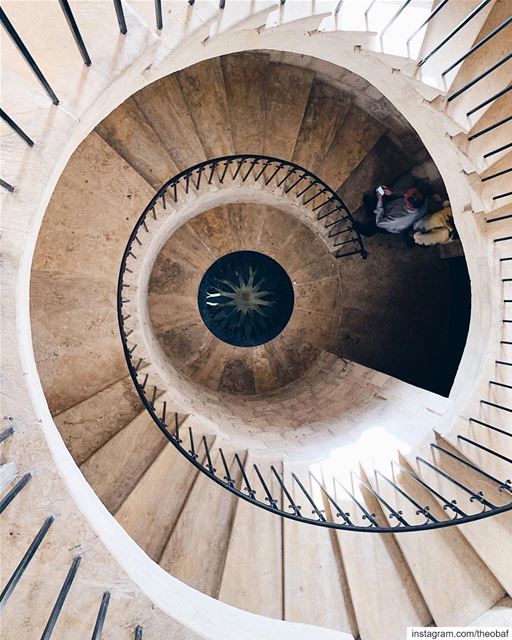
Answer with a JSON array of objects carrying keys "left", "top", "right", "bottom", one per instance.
[{"left": 117, "top": 156, "right": 512, "bottom": 533}]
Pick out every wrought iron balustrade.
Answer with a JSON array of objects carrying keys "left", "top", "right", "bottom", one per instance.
[{"left": 117, "top": 155, "right": 512, "bottom": 534}]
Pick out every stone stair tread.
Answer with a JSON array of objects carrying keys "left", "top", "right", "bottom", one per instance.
[
  {"left": 221, "top": 52, "right": 269, "bottom": 154},
  {"left": 292, "top": 79, "right": 351, "bottom": 175},
  {"left": 132, "top": 74, "right": 207, "bottom": 171},
  {"left": 116, "top": 432, "right": 203, "bottom": 562},
  {"left": 263, "top": 62, "right": 315, "bottom": 159},
  {"left": 369, "top": 460, "right": 505, "bottom": 626},
  {"left": 332, "top": 478, "right": 432, "bottom": 640},
  {"left": 80, "top": 408, "right": 169, "bottom": 514},
  {"left": 95, "top": 98, "right": 179, "bottom": 190},
  {"left": 177, "top": 57, "right": 235, "bottom": 159},
  {"left": 316, "top": 105, "right": 386, "bottom": 190},
  {"left": 218, "top": 455, "right": 283, "bottom": 619},
  {"left": 53, "top": 376, "right": 142, "bottom": 466},
  {"left": 159, "top": 446, "right": 241, "bottom": 598},
  {"left": 283, "top": 464, "right": 358, "bottom": 635}
]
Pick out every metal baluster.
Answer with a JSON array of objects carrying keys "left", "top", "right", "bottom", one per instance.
[
  {"left": 392, "top": 461, "right": 466, "bottom": 518},
  {"left": 309, "top": 473, "right": 353, "bottom": 526},
  {"left": 0, "top": 516, "right": 54, "bottom": 609},
  {"left": 91, "top": 592, "right": 111, "bottom": 640},
  {"left": 161, "top": 400, "right": 167, "bottom": 425},
  {"left": 380, "top": 0, "right": 413, "bottom": 41},
  {"left": 201, "top": 436, "right": 216, "bottom": 473},
  {"left": 447, "top": 53, "right": 512, "bottom": 102},
  {"left": 174, "top": 413, "right": 182, "bottom": 443},
  {"left": 58, "top": 0, "right": 92, "bottom": 65},
  {"left": 264, "top": 163, "right": 284, "bottom": 186},
  {"left": 0, "top": 473, "right": 31, "bottom": 515},
  {"left": 270, "top": 466, "right": 301, "bottom": 516},
  {"left": 0, "top": 179, "right": 15, "bottom": 192},
  {"left": 442, "top": 16, "right": 512, "bottom": 77},
  {"left": 334, "top": 478, "right": 379, "bottom": 527},
  {"left": 0, "top": 426, "right": 14, "bottom": 444},
  {"left": 0, "top": 7, "right": 59, "bottom": 104},
  {"left": 291, "top": 472, "right": 326, "bottom": 521},
  {"left": 417, "top": 456, "right": 497, "bottom": 509},
  {"left": 355, "top": 472, "right": 410, "bottom": 526},
  {"left": 431, "top": 443, "right": 512, "bottom": 494},
  {"left": 457, "top": 435, "right": 512, "bottom": 464},
  {"left": 219, "top": 448, "right": 235, "bottom": 487},
  {"left": 0, "top": 109, "right": 34, "bottom": 146},
  {"left": 135, "top": 626, "right": 143, "bottom": 640},
  {"left": 40, "top": 556, "right": 82, "bottom": 640},
  {"left": 375, "top": 469, "right": 438, "bottom": 523},
  {"left": 467, "top": 85, "right": 512, "bottom": 117},
  {"left": 154, "top": 0, "right": 163, "bottom": 30},
  {"left": 284, "top": 172, "right": 308, "bottom": 194},
  {"left": 303, "top": 187, "right": 328, "bottom": 206},
  {"left": 406, "top": 0, "right": 450, "bottom": 48},
  {"left": 418, "top": 0, "right": 493, "bottom": 67},
  {"left": 188, "top": 427, "right": 198, "bottom": 459},
  {"left": 234, "top": 453, "right": 256, "bottom": 498},
  {"left": 254, "top": 464, "right": 278, "bottom": 508},
  {"left": 241, "top": 157, "right": 259, "bottom": 182},
  {"left": 113, "top": 0, "right": 127, "bottom": 34},
  {"left": 469, "top": 417, "right": 511, "bottom": 437}
]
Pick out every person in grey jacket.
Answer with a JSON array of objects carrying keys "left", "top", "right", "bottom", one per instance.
[{"left": 353, "top": 185, "right": 429, "bottom": 237}]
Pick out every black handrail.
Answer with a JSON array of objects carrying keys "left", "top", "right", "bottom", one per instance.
[
  {"left": 117, "top": 155, "right": 512, "bottom": 533},
  {"left": 0, "top": 6, "right": 59, "bottom": 105}
]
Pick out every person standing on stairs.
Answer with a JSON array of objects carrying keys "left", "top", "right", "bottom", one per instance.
[{"left": 353, "top": 183, "right": 430, "bottom": 237}]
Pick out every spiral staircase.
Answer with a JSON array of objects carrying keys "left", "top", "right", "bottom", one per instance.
[{"left": 1, "top": 1, "right": 511, "bottom": 639}]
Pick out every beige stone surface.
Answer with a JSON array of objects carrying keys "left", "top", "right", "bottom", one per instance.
[
  {"left": 283, "top": 468, "right": 357, "bottom": 634},
  {"left": 147, "top": 202, "right": 342, "bottom": 396},
  {"left": 53, "top": 376, "right": 141, "bottom": 466},
  {"left": 335, "top": 486, "right": 432, "bottom": 640},
  {"left": 292, "top": 80, "right": 350, "bottom": 174},
  {"left": 218, "top": 459, "right": 284, "bottom": 619},
  {"left": 116, "top": 436, "right": 203, "bottom": 562},
  {"left": 96, "top": 98, "right": 179, "bottom": 189},
  {"left": 160, "top": 448, "right": 242, "bottom": 597},
  {"left": 178, "top": 57, "right": 235, "bottom": 159},
  {"left": 317, "top": 106, "right": 385, "bottom": 189},
  {"left": 263, "top": 63, "right": 314, "bottom": 159},
  {"left": 80, "top": 409, "right": 168, "bottom": 513},
  {"left": 371, "top": 460, "right": 505, "bottom": 627},
  {"left": 221, "top": 52, "right": 269, "bottom": 154},
  {"left": 132, "top": 74, "right": 207, "bottom": 170}
]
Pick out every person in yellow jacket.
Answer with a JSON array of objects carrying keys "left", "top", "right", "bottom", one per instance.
[{"left": 412, "top": 204, "right": 456, "bottom": 246}]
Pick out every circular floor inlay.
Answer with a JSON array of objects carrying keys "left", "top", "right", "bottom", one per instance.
[{"left": 198, "top": 250, "right": 294, "bottom": 347}]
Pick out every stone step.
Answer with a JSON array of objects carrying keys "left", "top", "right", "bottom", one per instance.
[
  {"left": 263, "top": 62, "right": 315, "bottom": 160},
  {"left": 132, "top": 74, "right": 207, "bottom": 171},
  {"left": 160, "top": 445, "right": 242, "bottom": 598},
  {"left": 368, "top": 459, "right": 504, "bottom": 626},
  {"left": 444, "top": 0, "right": 510, "bottom": 129},
  {"left": 95, "top": 97, "right": 179, "bottom": 190},
  {"left": 406, "top": 436, "right": 512, "bottom": 594},
  {"left": 221, "top": 52, "right": 270, "bottom": 154},
  {"left": 283, "top": 464, "right": 357, "bottom": 635},
  {"left": 177, "top": 57, "right": 235, "bottom": 159},
  {"left": 291, "top": 79, "right": 350, "bottom": 177},
  {"left": 80, "top": 407, "right": 169, "bottom": 514},
  {"left": 218, "top": 454, "right": 284, "bottom": 619},
  {"left": 115, "top": 429, "right": 205, "bottom": 562},
  {"left": 53, "top": 376, "right": 142, "bottom": 466},
  {"left": 316, "top": 105, "right": 386, "bottom": 191},
  {"left": 414, "top": 0, "right": 495, "bottom": 95},
  {"left": 331, "top": 473, "right": 433, "bottom": 640}
]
